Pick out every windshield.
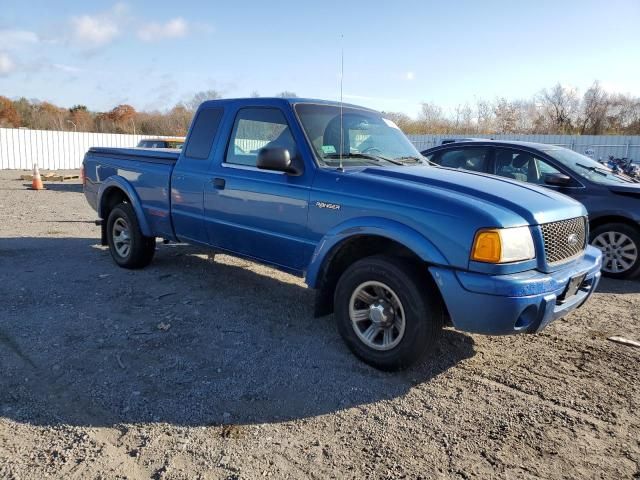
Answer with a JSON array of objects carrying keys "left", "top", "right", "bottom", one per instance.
[
  {"left": 295, "top": 103, "right": 426, "bottom": 167},
  {"left": 544, "top": 148, "right": 636, "bottom": 185}
]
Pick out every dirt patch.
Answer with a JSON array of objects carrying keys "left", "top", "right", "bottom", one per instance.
[{"left": 0, "top": 171, "right": 638, "bottom": 479}]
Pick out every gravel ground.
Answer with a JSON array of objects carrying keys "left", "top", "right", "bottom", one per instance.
[{"left": 0, "top": 170, "right": 639, "bottom": 480}]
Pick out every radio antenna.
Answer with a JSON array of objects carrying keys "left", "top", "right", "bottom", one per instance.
[{"left": 339, "top": 35, "right": 344, "bottom": 171}]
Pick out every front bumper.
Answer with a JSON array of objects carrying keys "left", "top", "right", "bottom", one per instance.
[{"left": 429, "top": 246, "right": 602, "bottom": 335}]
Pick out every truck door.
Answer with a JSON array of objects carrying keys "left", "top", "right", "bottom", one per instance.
[
  {"left": 204, "top": 106, "right": 314, "bottom": 273},
  {"left": 171, "top": 107, "right": 224, "bottom": 245}
]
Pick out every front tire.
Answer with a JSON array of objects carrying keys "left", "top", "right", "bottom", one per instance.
[
  {"left": 106, "top": 202, "right": 156, "bottom": 269},
  {"left": 591, "top": 223, "right": 640, "bottom": 279},
  {"left": 334, "top": 255, "right": 443, "bottom": 371}
]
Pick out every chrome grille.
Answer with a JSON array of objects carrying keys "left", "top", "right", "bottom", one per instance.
[{"left": 540, "top": 217, "right": 587, "bottom": 265}]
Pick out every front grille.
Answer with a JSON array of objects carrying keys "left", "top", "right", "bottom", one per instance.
[{"left": 540, "top": 217, "right": 587, "bottom": 265}]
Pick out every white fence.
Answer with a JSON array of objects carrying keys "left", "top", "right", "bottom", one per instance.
[
  {"left": 408, "top": 134, "right": 640, "bottom": 161},
  {"left": 2, "top": 127, "right": 640, "bottom": 170},
  {"left": 0, "top": 128, "right": 153, "bottom": 170}
]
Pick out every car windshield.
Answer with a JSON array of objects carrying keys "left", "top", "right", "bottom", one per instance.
[
  {"left": 544, "top": 148, "right": 636, "bottom": 185},
  {"left": 295, "top": 103, "right": 426, "bottom": 167}
]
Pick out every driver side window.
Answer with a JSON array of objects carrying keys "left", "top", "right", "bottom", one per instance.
[{"left": 225, "top": 108, "right": 298, "bottom": 167}]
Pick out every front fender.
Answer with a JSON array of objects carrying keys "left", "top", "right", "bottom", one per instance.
[
  {"left": 97, "top": 176, "right": 152, "bottom": 237},
  {"left": 305, "top": 216, "right": 448, "bottom": 288},
  {"left": 589, "top": 210, "right": 640, "bottom": 227}
]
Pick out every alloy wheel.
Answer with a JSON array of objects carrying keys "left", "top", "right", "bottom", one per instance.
[
  {"left": 112, "top": 217, "right": 131, "bottom": 258},
  {"left": 348, "top": 280, "right": 406, "bottom": 351},
  {"left": 592, "top": 231, "right": 638, "bottom": 274}
]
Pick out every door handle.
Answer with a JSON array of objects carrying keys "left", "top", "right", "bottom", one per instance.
[{"left": 212, "top": 178, "right": 226, "bottom": 189}]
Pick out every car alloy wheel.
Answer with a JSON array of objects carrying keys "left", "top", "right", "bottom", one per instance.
[{"left": 592, "top": 230, "right": 639, "bottom": 275}]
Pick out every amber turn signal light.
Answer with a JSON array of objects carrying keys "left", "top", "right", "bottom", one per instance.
[{"left": 471, "top": 229, "right": 502, "bottom": 263}]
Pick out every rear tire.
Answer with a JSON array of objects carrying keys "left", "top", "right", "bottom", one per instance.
[
  {"left": 591, "top": 223, "right": 640, "bottom": 279},
  {"left": 106, "top": 202, "right": 156, "bottom": 269},
  {"left": 334, "top": 255, "right": 443, "bottom": 371}
]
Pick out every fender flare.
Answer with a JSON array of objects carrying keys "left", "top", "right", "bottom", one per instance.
[
  {"left": 97, "top": 176, "right": 152, "bottom": 237},
  {"left": 305, "top": 216, "right": 448, "bottom": 288}
]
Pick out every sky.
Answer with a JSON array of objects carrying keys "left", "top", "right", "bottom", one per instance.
[{"left": 1, "top": 0, "right": 639, "bottom": 117}]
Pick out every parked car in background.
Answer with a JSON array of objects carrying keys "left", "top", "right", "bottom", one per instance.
[
  {"left": 137, "top": 138, "right": 185, "bottom": 149},
  {"left": 82, "top": 98, "right": 602, "bottom": 370},
  {"left": 422, "top": 140, "right": 640, "bottom": 279}
]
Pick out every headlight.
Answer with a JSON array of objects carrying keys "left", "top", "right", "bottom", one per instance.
[{"left": 471, "top": 226, "right": 535, "bottom": 263}]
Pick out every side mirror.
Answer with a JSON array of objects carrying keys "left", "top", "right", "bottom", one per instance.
[
  {"left": 256, "top": 147, "right": 300, "bottom": 175},
  {"left": 544, "top": 172, "right": 572, "bottom": 186}
]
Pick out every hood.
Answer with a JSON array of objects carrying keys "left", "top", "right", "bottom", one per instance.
[
  {"left": 609, "top": 184, "right": 640, "bottom": 199},
  {"left": 351, "top": 166, "right": 586, "bottom": 226}
]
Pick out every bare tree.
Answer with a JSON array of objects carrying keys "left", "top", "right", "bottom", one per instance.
[
  {"left": 493, "top": 98, "right": 519, "bottom": 133},
  {"left": 381, "top": 111, "right": 418, "bottom": 133},
  {"left": 419, "top": 102, "right": 446, "bottom": 133},
  {"left": 68, "top": 105, "right": 94, "bottom": 132},
  {"left": 475, "top": 100, "right": 494, "bottom": 134},
  {"left": 607, "top": 94, "right": 640, "bottom": 135},
  {"left": 165, "top": 105, "right": 193, "bottom": 136},
  {"left": 32, "top": 102, "right": 66, "bottom": 130},
  {"left": 453, "top": 103, "right": 473, "bottom": 133},
  {"left": 538, "top": 83, "right": 579, "bottom": 134},
  {"left": 276, "top": 91, "right": 297, "bottom": 98},
  {"left": 578, "top": 81, "right": 609, "bottom": 134},
  {"left": 185, "top": 90, "right": 222, "bottom": 111}
]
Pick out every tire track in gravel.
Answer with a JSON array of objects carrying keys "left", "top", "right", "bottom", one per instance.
[
  {"left": 0, "top": 326, "right": 38, "bottom": 369},
  {"left": 0, "top": 327, "right": 154, "bottom": 479},
  {"left": 460, "top": 369, "right": 611, "bottom": 431}
]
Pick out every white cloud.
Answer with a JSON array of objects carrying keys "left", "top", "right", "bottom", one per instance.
[
  {"left": 137, "top": 17, "right": 188, "bottom": 42},
  {"left": 71, "top": 14, "right": 120, "bottom": 47},
  {"left": 0, "top": 52, "right": 15, "bottom": 76},
  {"left": 405, "top": 71, "right": 415, "bottom": 81},
  {"left": 0, "top": 29, "right": 39, "bottom": 49}
]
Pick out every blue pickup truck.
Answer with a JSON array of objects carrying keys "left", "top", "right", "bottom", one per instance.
[{"left": 83, "top": 97, "right": 602, "bottom": 370}]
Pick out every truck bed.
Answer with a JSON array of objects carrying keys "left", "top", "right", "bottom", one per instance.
[
  {"left": 88, "top": 147, "right": 180, "bottom": 164},
  {"left": 84, "top": 147, "right": 179, "bottom": 240}
]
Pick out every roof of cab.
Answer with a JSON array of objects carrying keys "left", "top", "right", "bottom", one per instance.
[
  {"left": 198, "top": 97, "right": 378, "bottom": 112},
  {"left": 422, "top": 139, "right": 564, "bottom": 153}
]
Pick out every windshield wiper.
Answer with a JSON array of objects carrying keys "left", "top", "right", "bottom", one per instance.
[
  {"left": 324, "top": 153, "right": 404, "bottom": 166},
  {"left": 394, "top": 156, "right": 429, "bottom": 165},
  {"left": 575, "top": 162, "right": 610, "bottom": 177}
]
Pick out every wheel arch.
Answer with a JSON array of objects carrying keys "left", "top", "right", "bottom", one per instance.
[
  {"left": 307, "top": 218, "right": 449, "bottom": 318},
  {"left": 97, "top": 177, "right": 152, "bottom": 238},
  {"left": 589, "top": 215, "right": 640, "bottom": 237}
]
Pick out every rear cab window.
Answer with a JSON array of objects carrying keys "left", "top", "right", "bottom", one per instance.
[{"left": 185, "top": 108, "right": 224, "bottom": 159}]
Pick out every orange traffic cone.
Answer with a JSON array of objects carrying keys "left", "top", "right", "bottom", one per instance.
[{"left": 31, "top": 164, "right": 45, "bottom": 190}]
